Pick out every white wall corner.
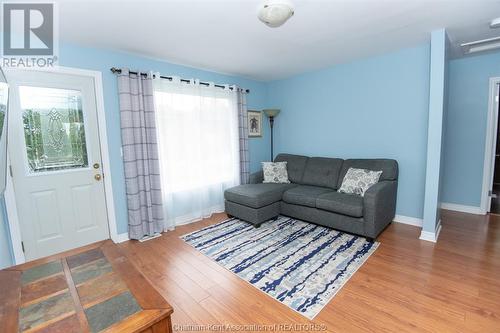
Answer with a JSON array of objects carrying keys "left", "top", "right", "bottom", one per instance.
[
  {"left": 419, "top": 220, "right": 442, "bottom": 243},
  {"left": 393, "top": 215, "right": 423, "bottom": 227},
  {"left": 440, "top": 202, "right": 486, "bottom": 215},
  {"left": 112, "top": 232, "right": 130, "bottom": 243}
]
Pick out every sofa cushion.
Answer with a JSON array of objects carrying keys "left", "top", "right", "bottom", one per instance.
[
  {"left": 262, "top": 162, "right": 290, "bottom": 183},
  {"left": 224, "top": 183, "right": 297, "bottom": 209},
  {"left": 338, "top": 168, "right": 382, "bottom": 196},
  {"left": 282, "top": 185, "right": 334, "bottom": 208},
  {"left": 337, "top": 159, "right": 398, "bottom": 188},
  {"left": 274, "top": 154, "right": 308, "bottom": 184},
  {"left": 316, "top": 192, "right": 364, "bottom": 217},
  {"left": 301, "top": 157, "right": 344, "bottom": 189}
]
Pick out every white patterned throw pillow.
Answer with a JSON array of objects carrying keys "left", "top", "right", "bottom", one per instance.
[
  {"left": 262, "top": 162, "right": 290, "bottom": 184},
  {"left": 338, "top": 168, "right": 382, "bottom": 196}
]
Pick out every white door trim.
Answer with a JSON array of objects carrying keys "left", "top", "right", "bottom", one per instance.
[
  {"left": 5, "top": 156, "right": 24, "bottom": 264},
  {"left": 4, "top": 66, "right": 119, "bottom": 265},
  {"left": 481, "top": 77, "right": 500, "bottom": 214}
]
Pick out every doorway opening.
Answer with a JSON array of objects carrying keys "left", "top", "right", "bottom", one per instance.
[
  {"left": 483, "top": 78, "right": 500, "bottom": 214},
  {"left": 491, "top": 86, "right": 500, "bottom": 214}
]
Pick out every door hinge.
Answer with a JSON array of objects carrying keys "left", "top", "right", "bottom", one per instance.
[
  {"left": 21, "top": 241, "right": 25, "bottom": 253},
  {"left": 489, "top": 190, "right": 498, "bottom": 198},
  {"left": 9, "top": 165, "right": 13, "bottom": 177}
]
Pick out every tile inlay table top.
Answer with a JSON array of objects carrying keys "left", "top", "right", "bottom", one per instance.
[{"left": 0, "top": 241, "right": 173, "bottom": 333}]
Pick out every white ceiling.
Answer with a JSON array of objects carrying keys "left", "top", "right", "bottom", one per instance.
[{"left": 57, "top": 0, "right": 500, "bottom": 81}]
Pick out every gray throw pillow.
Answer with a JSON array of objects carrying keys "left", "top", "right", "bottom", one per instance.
[
  {"left": 338, "top": 167, "right": 382, "bottom": 196},
  {"left": 262, "top": 162, "right": 290, "bottom": 184}
]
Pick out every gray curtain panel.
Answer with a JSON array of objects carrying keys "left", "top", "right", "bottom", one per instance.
[
  {"left": 237, "top": 89, "right": 250, "bottom": 184},
  {"left": 117, "top": 68, "right": 165, "bottom": 239}
]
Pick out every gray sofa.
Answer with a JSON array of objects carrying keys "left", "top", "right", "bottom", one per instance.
[{"left": 224, "top": 154, "right": 398, "bottom": 240}]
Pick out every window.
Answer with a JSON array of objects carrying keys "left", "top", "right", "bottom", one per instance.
[
  {"left": 154, "top": 84, "right": 239, "bottom": 193},
  {"left": 19, "top": 86, "right": 88, "bottom": 173},
  {"left": 153, "top": 79, "right": 240, "bottom": 226}
]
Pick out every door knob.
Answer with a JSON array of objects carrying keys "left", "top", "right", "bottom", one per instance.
[
  {"left": 94, "top": 174, "right": 102, "bottom": 181},
  {"left": 93, "top": 163, "right": 100, "bottom": 169}
]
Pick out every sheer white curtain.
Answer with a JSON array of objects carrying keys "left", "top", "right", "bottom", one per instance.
[{"left": 153, "top": 77, "right": 240, "bottom": 229}]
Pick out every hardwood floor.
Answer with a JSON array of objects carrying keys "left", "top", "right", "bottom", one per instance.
[{"left": 118, "top": 210, "right": 500, "bottom": 332}]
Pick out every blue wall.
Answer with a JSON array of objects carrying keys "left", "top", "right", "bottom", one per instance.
[
  {"left": 422, "top": 29, "right": 449, "bottom": 234},
  {"left": 267, "top": 44, "right": 431, "bottom": 219},
  {"left": 442, "top": 51, "right": 500, "bottom": 207}
]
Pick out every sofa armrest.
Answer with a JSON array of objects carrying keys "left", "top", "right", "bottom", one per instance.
[
  {"left": 249, "top": 170, "right": 264, "bottom": 184},
  {"left": 363, "top": 180, "right": 398, "bottom": 239}
]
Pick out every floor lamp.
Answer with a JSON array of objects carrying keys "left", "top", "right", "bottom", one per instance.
[{"left": 263, "top": 109, "right": 281, "bottom": 161}]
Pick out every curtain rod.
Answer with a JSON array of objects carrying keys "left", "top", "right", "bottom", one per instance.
[{"left": 110, "top": 67, "right": 250, "bottom": 93}]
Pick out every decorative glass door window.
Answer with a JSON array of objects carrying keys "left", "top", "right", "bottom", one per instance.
[{"left": 19, "top": 86, "right": 89, "bottom": 173}]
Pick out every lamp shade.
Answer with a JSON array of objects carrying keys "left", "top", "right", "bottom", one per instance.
[{"left": 263, "top": 109, "right": 281, "bottom": 117}]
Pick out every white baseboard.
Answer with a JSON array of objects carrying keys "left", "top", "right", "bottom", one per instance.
[
  {"left": 139, "top": 233, "right": 162, "bottom": 242},
  {"left": 440, "top": 202, "right": 485, "bottom": 215},
  {"left": 112, "top": 232, "right": 130, "bottom": 243},
  {"left": 393, "top": 215, "right": 423, "bottom": 227},
  {"left": 163, "top": 207, "right": 225, "bottom": 229},
  {"left": 419, "top": 220, "right": 442, "bottom": 243}
]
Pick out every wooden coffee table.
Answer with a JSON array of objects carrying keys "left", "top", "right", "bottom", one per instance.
[{"left": 0, "top": 240, "right": 173, "bottom": 333}]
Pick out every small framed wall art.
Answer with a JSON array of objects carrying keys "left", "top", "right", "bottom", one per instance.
[{"left": 248, "top": 110, "right": 262, "bottom": 137}]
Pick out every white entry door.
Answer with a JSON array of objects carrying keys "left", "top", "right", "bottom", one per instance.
[{"left": 8, "top": 70, "right": 109, "bottom": 261}]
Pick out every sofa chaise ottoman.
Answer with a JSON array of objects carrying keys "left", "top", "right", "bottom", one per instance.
[{"left": 224, "top": 154, "right": 398, "bottom": 240}]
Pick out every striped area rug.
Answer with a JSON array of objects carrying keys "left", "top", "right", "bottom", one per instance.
[{"left": 181, "top": 216, "right": 379, "bottom": 319}]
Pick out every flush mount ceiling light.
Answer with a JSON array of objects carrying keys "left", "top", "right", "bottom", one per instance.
[{"left": 257, "top": 0, "right": 294, "bottom": 28}]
